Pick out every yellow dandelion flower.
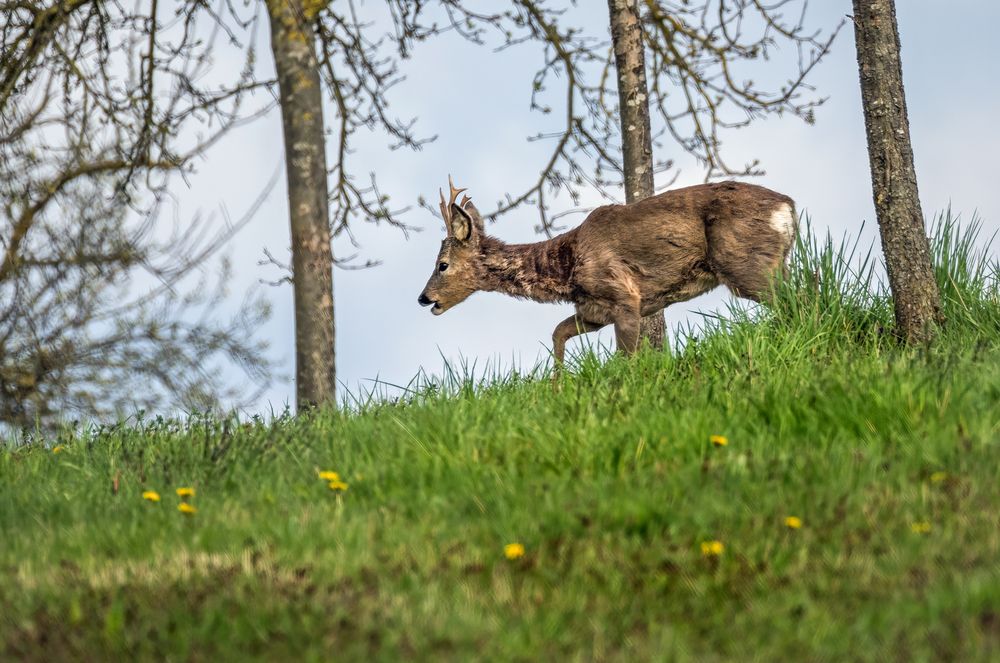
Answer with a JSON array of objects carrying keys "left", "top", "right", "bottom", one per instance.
[
  {"left": 318, "top": 471, "right": 341, "bottom": 481},
  {"left": 710, "top": 435, "right": 728, "bottom": 447},
  {"left": 910, "top": 521, "right": 931, "bottom": 534},
  {"left": 328, "top": 480, "right": 348, "bottom": 491},
  {"left": 930, "top": 472, "right": 947, "bottom": 483},
  {"left": 178, "top": 503, "right": 197, "bottom": 515},
  {"left": 175, "top": 487, "right": 195, "bottom": 498},
  {"left": 701, "top": 540, "right": 724, "bottom": 556},
  {"left": 504, "top": 543, "right": 525, "bottom": 560},
  {"left": 784, "top": 516, "right": 803, "bottom": 529},
  {"left": 141, "top": 491, "right": 161, "bottom": 502},
  {"left": 52, "top": 445, "right": 65, "bottom": 454}
]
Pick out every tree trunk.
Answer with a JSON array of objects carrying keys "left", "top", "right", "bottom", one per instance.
[
  {"left": 607, "top": 0, "right": 666, "bottom": 349},
  {"left": 266, "top": 0, "right": 336, "bottom": 408},
  {"left": 852, "top": 0, "right": 941, "bottom": 343}
]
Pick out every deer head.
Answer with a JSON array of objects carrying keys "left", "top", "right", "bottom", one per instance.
[{"left": 417, "top": 176, "right": 485, "bottom": 315}]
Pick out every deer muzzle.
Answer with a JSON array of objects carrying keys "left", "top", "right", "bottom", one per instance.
[{"left": 418, "top": 292, "right": 444, "bottom": 315}]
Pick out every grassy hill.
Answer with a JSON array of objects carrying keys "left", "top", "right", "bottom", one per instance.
[{"left": 3, "top": 216, "right": 999, "bottom": 661}]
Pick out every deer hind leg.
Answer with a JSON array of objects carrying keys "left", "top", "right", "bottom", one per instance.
[
  {"left": 717, "top": 262, "right": 785, "bottom": 303},
  {"left": 707, "top": 210, "right": 795, "bottom": 303}
]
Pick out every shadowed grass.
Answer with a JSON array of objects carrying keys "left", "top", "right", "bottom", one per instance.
[{"left": 2, "top": 213, "right": 999, "bottom": 661}]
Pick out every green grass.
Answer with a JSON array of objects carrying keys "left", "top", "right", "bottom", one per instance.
[{"left": 3, "top": 213, "right": 1000, "bottom": 661}]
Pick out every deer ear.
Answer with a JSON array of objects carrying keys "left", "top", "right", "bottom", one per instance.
[
  {"left": 449, "top": 203, "right": 473, "bottom": 241},
  {"left": 460, "top": 196, "right": 486, "bottom": 235}
]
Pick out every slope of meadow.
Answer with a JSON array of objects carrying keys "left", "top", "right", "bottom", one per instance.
[{"left": 2, "top": 216, "right": 999, "bottom": 661}]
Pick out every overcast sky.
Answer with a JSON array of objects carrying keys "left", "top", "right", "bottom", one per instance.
[{"left": 174, "top": 2, "right": 1000, "bottom": 414}]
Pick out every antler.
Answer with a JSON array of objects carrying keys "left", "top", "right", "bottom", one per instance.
[{"left": 439, "top": 175, "right": 468, "bottom": 234}]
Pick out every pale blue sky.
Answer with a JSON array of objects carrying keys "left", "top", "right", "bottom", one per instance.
[{"left": 175, "top": 2, "right": 1000, "bottom": 413}]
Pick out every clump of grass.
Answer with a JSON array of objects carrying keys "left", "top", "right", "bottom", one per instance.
[{"left": 932, "top": 210, "right": 1000, "bottom": 330}]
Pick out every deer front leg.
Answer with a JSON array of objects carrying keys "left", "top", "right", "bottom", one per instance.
[
  {"left": 552, "top": 315, "right": 604, "bottom": 365},
  {"left": 612, "top": 298, "right": 642, "bottom": 356}
]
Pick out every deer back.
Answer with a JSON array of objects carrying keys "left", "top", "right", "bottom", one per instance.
[{"left": 572, "top": 182, "right": 796, "bottom": 307}]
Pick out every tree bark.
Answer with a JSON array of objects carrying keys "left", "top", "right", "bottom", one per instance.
[
  {"left": 852, "top": 0, "right": 941, "bottom": 343},
  {"left": 266, "top": 0, "right": 336, "bottom": 408},
  {"left": 607, "top": 0, "right": 665, "bottom": 349}
]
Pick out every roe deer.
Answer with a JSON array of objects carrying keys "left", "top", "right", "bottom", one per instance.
[{"left": 418, "top": 177, "right": 797, "bottom": 364}]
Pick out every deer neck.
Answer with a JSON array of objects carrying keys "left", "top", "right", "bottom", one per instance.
[{"left": 476, "top": 234, "right": 577, "bottom": 304}]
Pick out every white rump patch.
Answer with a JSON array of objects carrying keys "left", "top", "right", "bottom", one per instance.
[{"left": 769, "top": 204, "right": 796, "bottom": 242}]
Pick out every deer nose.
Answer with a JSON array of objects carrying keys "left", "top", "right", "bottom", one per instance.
[{"left": 417, "top": 293, "right": 433, "bottom": 307}]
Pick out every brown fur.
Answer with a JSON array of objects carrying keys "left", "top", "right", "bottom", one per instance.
[{"left": 418, "top": 180, "right": 796, "bottom": 363}]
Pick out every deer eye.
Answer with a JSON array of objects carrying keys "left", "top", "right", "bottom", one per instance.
[{"left": 438, "top": 262, "right": 449, "bottom": 272}]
